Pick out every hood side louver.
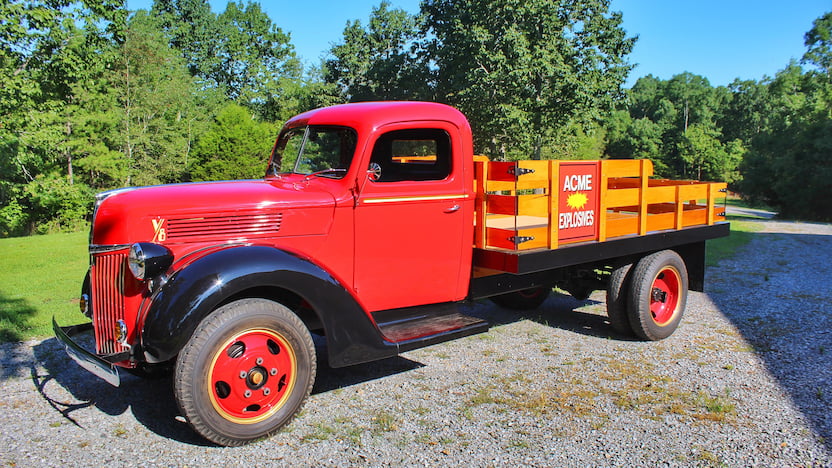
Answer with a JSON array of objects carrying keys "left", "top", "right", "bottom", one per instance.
[{"left": 166, "top": 213, "right": 283, "bottom": 241}]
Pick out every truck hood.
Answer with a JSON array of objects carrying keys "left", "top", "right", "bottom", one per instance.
[{"left": 92, "top": 179, "right": 338, "bottom": 246}]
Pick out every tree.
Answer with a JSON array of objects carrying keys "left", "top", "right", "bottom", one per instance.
[
  {"left": 803, "top": 11, "right": 832, "bottom": 77},
  {"left": 151, "top": 0, "right": 220, "bottom": 78},
  {"left": 0, "top": 0, "right": 125, "bottom": 235},
  {"left": 326, "top": 1, "right": 429, "bottom": 101},
  {"left": 423, "top": 0, "right": 635, "bottom": 160},
  {"left": 190, "top": 103, "right": 276, "bottom": 181},
  {"left": 677, "top": 124, "right": 743, "bottom": 183},
  {"left": 212, "top": 1, "right": 301, "bottom": 110}
]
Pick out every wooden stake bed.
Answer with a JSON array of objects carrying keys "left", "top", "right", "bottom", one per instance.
[{"left": 473, "top": 157, "right": 728, "bottom": 272}]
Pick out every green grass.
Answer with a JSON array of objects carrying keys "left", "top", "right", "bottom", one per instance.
[
  {"left": 705, "top": 219, "right": 764, "bottom": 266},
  {"left": 0, "top": 231, "right": 89, "bottom": 342},
  {"left": 724, "top": 194, "right": 775, "bottom": 213}
]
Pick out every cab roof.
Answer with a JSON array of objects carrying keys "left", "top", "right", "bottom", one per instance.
[{"left": 283, "top": 101, "right": 471, "bottom": 133}]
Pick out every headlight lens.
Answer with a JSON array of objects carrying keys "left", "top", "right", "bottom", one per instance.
[
  {"left": 128, "top": 243, "right": 146, "bottom": 280},
  {"left": 128, "top": 242, "right": 173, "bottom": 281}
]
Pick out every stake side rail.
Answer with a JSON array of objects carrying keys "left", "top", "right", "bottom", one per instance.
[{"left": 473, "top": 157, "right": 728, "bottom": 255}]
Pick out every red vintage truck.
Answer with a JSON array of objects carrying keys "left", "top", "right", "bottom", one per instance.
[{"left": 54, "top": 101, "right": 728, "bottom": 446}]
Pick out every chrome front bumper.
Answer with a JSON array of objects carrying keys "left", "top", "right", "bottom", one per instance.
[{"left": 52, "top": 317, "right": 124, "bottom": 387}]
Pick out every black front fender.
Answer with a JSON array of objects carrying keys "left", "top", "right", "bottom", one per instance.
[{"left": 140, "top": 245, "right": 396, "bottom": 367}]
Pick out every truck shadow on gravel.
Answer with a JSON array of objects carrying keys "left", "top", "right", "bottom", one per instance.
[
  {"left": 706, "top": 230, "right": 832, "bottom": 452},
  {"left": 468, "top": 294, "right": 636, "bottom": 341},
  {"left": 30, "top": 334, "right": 426, "bottom": 446}
]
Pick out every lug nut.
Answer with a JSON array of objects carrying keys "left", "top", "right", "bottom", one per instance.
[
  {"left": 244, "top": 390, "right": 252, "bottom": 398},
  {"left": 256, "top": 357, "right": 264, "bottom": 365},
  {"left": 239, "top": 371, "right": 247, "bottom": 379},
  {"left": 263, "top": 388, "right": 271, "bottom": 396},
  {"left": 270, "top": 368, "right": 278, "bottom": 376}
]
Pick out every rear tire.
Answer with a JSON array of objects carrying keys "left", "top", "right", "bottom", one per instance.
[
  {"left": 606, "top": 262, "right": 634, "bottom": 335},
  {"left": 489, "top": 287, "right": 551, "bottom": 310},
  {"left": 174, "top": 298, "right": 316, "bottom": 446},
  {"left": 627, "top": 250, "right": 688, "bottom": 341}
]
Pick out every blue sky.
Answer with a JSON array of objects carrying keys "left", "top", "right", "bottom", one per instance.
[{"left": 127, "top": 0, "right": 831, "bottom": 87}]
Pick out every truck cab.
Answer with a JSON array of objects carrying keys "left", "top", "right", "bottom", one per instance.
[{"left": 271, "top": 102, "right": 476, "bottom": 312}]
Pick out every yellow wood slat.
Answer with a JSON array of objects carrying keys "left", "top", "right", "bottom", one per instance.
[
  {"left": 675, "top": 185, "right": 684, "bottom": 230},
  {"left": 516, "top": 227, "right": 550, "bottom": 250},
  {"left": 598, "top": 163, "right": 609, "bottom": 242},
  {"left": 709, "top": 182, "right": 727, "bottom": 224},
  {"left": 602, "top": 159, "right": 654, "bottom": 178},
  {"left": 644, "top": 185, "right": 677, "bottom": 204},
  {"left": 485, "top": 180, "right": 517, "bottom": 192},
  {"left": 646, "top": 212, "right": 675, "bottom": 232},
  {"left": 682, "top": 209, "right": 707, "bottom": 227},
  {"left": 519, "top": 194, "right": 549, "bottom": 216},
  {"left": 707, "top": 183, "right": 715, "bottom": 225},
  {"left": 548, "top": 161, "right": 559, "bottom": 249},
  {"left": 605, "top": 216, "right": 639, "bottom": 239},
  {"left": 677, "top": 184, "right": 708, "bottom": 200},
  {"left": 485, "top": 226, "right": 548, "bottom": 250},
  {"left": 638, "top": 160, "right": 649, "bottom": 235},
  {"left": 474, "top": 160, "right": 487, "bottom": 249},
  {"left": 605, "top": 188, "right": 639, "bottom": 208},
  {"left": 516, "top": 160, "right": 551, "bottom": 184}
]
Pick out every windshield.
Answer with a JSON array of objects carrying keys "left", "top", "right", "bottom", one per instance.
[{"left": 270, "top": 126, "right": 357, "bottom": 179}]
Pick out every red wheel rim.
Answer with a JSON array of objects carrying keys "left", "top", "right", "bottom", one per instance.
[
  {"left": 649, "top": 267, "right": 681, "bottom": 326},
  {"left": 208, "top": 328, "right": 297, "bottom": 424}
]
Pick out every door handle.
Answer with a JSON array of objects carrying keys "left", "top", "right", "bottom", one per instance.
[{"left": 444, "top": 204, "right": 461, "bottom": 213}]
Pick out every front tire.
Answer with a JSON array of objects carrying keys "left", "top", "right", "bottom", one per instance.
[
  {"left": 627, "top": 250, "right": 688, "bottom": 341},
  {"left": 174, "top": 298, "right": 316, "bottom": 446}
]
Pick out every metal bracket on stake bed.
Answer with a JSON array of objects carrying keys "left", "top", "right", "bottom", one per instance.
[
  {"left": 510, "top": 236, "right": 535, "bottom": 246},
  {"left": 508, "top": 167, "right": 535, "bottom": 177}
]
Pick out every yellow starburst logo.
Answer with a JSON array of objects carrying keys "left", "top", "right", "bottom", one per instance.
[{"left": 566, "top": 192, "right": 588, "bottom": 210}]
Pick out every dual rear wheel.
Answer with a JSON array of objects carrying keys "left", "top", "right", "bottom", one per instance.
[{"left": 606, "top": 250, "right": 688, "bottom": 340}]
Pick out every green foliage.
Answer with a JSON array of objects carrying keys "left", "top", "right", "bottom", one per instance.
[
  {"left": 803, "top": 12, "right": 832, "bottom": 76},
  {"left": 190, "top": 103, "right": 276, "bottom": 181},
  {"left": 152, "top": 0, "right": 303, "bottom": 118},
  {"left": 24, "top": 175, "right": 94, "bottom": 234},
  {"left": 326, "top": 1, "right": 429, "bottom": 101},
  {"left": 677, "top": 124, "right": 744, "bottom": 183},
  {"left": 423, "top": 0, "right": 635, "bottom": 160},
  {"left": 326, "top": 0, "right": 635, "bottom": 160}
]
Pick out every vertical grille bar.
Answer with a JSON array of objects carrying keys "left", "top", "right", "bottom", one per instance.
[{"left": 91, "top": 252, "right": 126, "bottom": 355}]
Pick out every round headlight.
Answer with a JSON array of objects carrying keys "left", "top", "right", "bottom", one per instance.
[
  {"left": 128, "top": 243, "right": 146, "bottom": 280},
  {"left": 128, "top": 242, "right": 173, "bottom": 281}
]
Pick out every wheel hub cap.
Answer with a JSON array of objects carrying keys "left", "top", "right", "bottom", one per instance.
[{"left": 208, "top": 328, "right": 297, "bottom": 424}]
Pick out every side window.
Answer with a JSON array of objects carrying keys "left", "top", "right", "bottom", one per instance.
[{"left": 369, "top": 129, "right": 452, "bottom": 182}]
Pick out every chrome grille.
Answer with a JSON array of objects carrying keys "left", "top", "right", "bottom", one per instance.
[
  {"left": 91, "top": 252, "right": 126, "bottom": 355},
  {"left": 166, "top": 213, "right": 283, "bottom": 240}
]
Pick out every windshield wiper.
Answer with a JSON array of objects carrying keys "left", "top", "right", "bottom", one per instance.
[{"left": 303, "top": 168, "right": 347, "bottom": 180}]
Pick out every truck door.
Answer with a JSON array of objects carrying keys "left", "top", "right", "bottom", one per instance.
[{"left": 354, "top": 125, "right": 468, "bottom": 312}]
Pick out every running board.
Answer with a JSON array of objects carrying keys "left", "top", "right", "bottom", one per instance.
[{"left": 373, "top": 303, "right": 490, "bottom": 353}]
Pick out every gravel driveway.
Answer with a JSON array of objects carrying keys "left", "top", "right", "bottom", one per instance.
[{"left": 1, "top": 219, "right": 830, "bottom": 467}]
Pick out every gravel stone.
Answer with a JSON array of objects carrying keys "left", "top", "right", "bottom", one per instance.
[{"left": 0, "top": 218, "right": 830, "bottom": 467}]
